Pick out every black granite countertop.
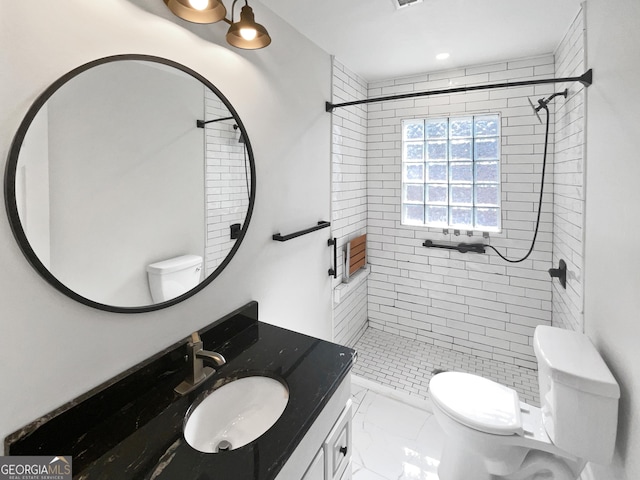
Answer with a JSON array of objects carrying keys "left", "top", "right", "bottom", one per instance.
[{"left": 5, "top": 302, "right": 356, "bottom": 480}]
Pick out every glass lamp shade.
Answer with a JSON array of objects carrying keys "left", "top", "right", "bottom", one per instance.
[
  {"left": 164, "top": 0, "right": 227, "bottom": 23},
  {"left": 226, "top": 5, "right": 271, "bottom": 49}
]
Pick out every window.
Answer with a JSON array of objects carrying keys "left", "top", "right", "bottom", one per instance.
[{"left": 401, "top": 115, "right": 501, "bottom": 231}]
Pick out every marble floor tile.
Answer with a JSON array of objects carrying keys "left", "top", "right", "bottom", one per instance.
[
  {"left": 348, "top": 326, "right": 543, "bottom": 479},
  {"left": 351, "top": 375, "right": 444, "bottom": 480}
]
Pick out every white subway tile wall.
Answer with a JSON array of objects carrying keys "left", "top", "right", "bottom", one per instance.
[
  {"left": 332, "top": 60, "right": 369, "bottom": 346},
  {"left": 203, "top": 91, "right": 250, "bottom": 275},
  {"left": 552, "top": 7, "right": 586, "bottom": 333},
  {"left": 367, "top": 55, "right": 557, "bottom": 367}
]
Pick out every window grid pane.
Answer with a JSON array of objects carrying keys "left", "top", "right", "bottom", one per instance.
[
  {"left": 404, "top": 163, "right": 425, "bottom": 182},
  {"left": 401, "top": 115, "right": 501, "bottom": 231},
  {"left": 403, "top": 184, "right": 425, "bottom": 204},
  {"left": 404, "top": 119, "right": 425, "bottom": 140}
]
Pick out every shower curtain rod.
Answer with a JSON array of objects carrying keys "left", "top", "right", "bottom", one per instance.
[{"left": 325, "top": 69, "right": 592, "bottom": 112}]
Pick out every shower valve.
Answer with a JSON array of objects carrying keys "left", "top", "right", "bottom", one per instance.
[{"left": 549, "top": 259, "right": 567, "bottom": 289}]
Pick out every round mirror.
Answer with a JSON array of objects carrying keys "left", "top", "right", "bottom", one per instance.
[{"left": 4, "top": 55, "right": 255, "bottom": 313}]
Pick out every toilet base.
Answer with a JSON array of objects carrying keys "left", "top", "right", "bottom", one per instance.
[
  {"left": 501, "top": 451, "right": 586, "bottom": 480},
  {"left": 437, "top": 444, "right": 585, "bottom": 480},
  {"left": 432, "top": 400, "right": 586, "bottom": 480}
]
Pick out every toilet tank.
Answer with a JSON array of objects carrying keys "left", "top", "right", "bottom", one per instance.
[
  {"left": 534, "top": 326, "right": 620, "bottom": 464},
  {"left": 146, "top": 255, "right": 203, "bottom": 303}
]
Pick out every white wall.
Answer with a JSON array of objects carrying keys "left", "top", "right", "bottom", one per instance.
[
  {"left": 365, "top": 57, "right": 557, "bottom": 368},
  {"left": 0, "top": 0, "right": 332, "bottom": 445},
  {"left": 583, "top": 0, "right": 640, "bottom": 478}
]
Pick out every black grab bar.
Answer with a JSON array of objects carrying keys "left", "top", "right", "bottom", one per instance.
[
  {"left": 272, "top": 221, "right": 331, "bottom": 242},
  {"left": 328, "top": 238, "right": 337, "bottom": 278},
  {"left": 423, "top": 239, "right": 486, "bottom": 254}
]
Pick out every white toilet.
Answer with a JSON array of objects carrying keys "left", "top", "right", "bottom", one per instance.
[
  {"left": 146, "top": 254, "right": 203, "bottom": 303},
  {"left": 429, "top": 325, "right": 620, "bottom": 480}
]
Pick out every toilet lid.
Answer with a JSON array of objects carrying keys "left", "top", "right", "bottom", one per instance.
[{"left": 429, "top": 372, "right": 523, "bottom": 436}]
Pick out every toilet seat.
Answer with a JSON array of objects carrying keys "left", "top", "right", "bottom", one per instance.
[{"left": 430, "top": 372, "right": 524, "bottom": 436}]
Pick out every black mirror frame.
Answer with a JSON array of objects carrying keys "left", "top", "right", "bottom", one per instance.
[{"left": 4, "top": 54, "right": 256, "bottom": 313}]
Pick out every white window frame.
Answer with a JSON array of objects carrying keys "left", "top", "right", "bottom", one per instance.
[{"left": 401, "top": 114, "right": 502, "bottom": 232}]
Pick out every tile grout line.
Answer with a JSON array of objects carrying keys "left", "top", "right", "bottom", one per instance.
[{"left": 352, "top": 327, "right": 540, "bottom": 406}]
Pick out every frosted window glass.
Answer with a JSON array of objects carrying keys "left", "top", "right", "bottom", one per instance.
[
  {"left": 450, "top": 118, "right": 472, "bottom": 138},
  {"left": 404, "top": 163, "right": 424, "bottom": 182},
  {"left": 475, "top": 138, "right": 499, "bottom": 160},
  {"left": 474, "top": 116, "right": 500, "bottom": 137},
  {"left": 403, "top": 205, "right": 425, "bottom": 224},
  {"left": 475, "top": 185, "right": 500, "bottom": 206},
  {"left": 426, "top": 120, "right": 448, "bottom": 139},
  {"left": 427, "top": 162, "right": 447, "bottom": 182},
  {"left": 426, "top": 206, "right": 448, "bottom": 225},
  {"left": 450, "top": 185, "right": 473, "bottom": 205},
  {"left": 405, "top": 142, "right": 424, "bottom": 160},
  {"left": 450, "top": 140, "right": 472, "bottom": 160},
  {"left": 450, "top": 207, "right": 473, "bottom": 227},
  {"left": 475, "top": 207, "right": 500, "bottom": 228},
  {"left": 450, "top": 163, "right": 473, "bottom": 183},
  {"left": 401, "top": 115, "right": 501, "bottom": 231},
  {"left": 427, "top": 141, "right": 447, "bottom": 160},
  {"left": 404, "top": 184, "right": 425, "bottom": 203},
  {"left": 426, "top": 185, "right": 448, "bottom": 204},
  {"left": 404, "top": 120, "right": 424, "bottom": 140},
  {"left": 475, "top": 161, "right": 499, "bottom": 183}
]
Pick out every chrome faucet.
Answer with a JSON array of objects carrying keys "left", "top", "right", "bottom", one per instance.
[{"left": 175, "top": 332, "right": 226, "bottom": 395}]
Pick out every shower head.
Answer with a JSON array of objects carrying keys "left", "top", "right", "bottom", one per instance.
[
  {"left": 528, "top": 97, "right": 543, "bottom": 124},
  {"left": 527, "top": 88, "right": 569, "bottom": 123}
]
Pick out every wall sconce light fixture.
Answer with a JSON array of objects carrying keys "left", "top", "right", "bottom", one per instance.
[{"left": 164, "top": 0, "right": 271, "bottom": 50}]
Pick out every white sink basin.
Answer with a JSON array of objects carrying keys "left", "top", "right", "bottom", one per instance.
[{"left": 184, "top": 376, "right": 289, "bottom": 453}]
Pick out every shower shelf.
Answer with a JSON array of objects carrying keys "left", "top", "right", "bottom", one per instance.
[
  {"left": 423, "top": 239, "right": 486, "bottom": 254},
  {"left": 272, "top": 221, "right": 330, "bottom": 242}
]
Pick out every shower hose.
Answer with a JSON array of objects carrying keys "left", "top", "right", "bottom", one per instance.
[{"left": 484, "top": 104, "right": 551, "bottom": 264}]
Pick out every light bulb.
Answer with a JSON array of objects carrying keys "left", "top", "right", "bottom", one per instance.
[
  {"left": 188, "top": 0, "right": 209, "bottom": 11},
  {"left": 240, "top": 27, "right": 257, "bottom": 41}
]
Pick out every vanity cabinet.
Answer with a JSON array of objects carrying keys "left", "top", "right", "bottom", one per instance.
[
  {"left": 301, "top": 400, "right": 352, "bottom": 480},
  {"left": 323, "top": 400, "right": 352, "bottom": 480},
  {"left": 276, "top": 376, "right": 353, "bottom": 480},
  {"left": 302, "top": 449, "right": 324, "bottom": 480}
]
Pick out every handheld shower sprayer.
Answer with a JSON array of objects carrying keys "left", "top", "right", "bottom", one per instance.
[
  {"left": 528, "top": 97, "right": 543, "bottom": 124},
  {"left": 482, "top": 87, "right": 568, "bottom": 263},
  {"left": 528, "top": 88, "right": 568, "bottom": 123}
]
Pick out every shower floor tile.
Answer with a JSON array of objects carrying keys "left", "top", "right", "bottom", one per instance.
[{"left": 351, "top": 326, "right": 540, "bottom": 406}]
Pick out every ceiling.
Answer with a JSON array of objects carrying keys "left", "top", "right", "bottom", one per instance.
[{"left": 258, "top": 0, "right": 582, "bottom": 82}]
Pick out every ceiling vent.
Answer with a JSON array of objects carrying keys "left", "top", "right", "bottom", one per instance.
[{"left": 392, "top": 0, "right": 423, "bottom": 9}]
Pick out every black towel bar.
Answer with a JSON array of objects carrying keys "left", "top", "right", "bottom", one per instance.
[{"left": 272, "top": 221, "right": 331, "bottom": 242}]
